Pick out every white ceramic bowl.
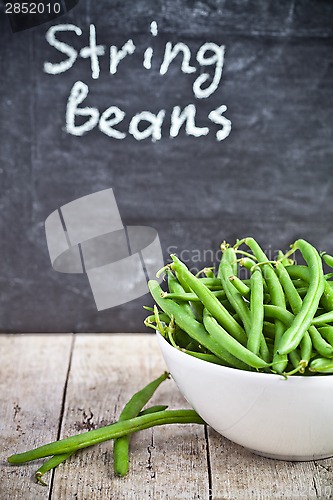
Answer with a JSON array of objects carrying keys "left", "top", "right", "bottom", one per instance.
[{"left": 157, "top": 332, "right": 333, "bottom": 461}]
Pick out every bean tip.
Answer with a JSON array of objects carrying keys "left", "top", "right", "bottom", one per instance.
[
  {"left": 156, "top": 264, "right": 171, "bottom": 278},
  {"left": 220, "top": 241, "right": 229, "bottom": 252},
  {"left": 35, "top": 472, "right": 48, "bottom": 487}
]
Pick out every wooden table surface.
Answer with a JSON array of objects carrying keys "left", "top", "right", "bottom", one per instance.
[{"left": 1, "top": 334, "right": 333, "bottom": 500}]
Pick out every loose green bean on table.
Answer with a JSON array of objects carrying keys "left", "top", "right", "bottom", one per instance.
[
  {"left": 35, "top": 403, "right": 169, "bottom": 486},
  {"left": 8, "top": 409, "right": 205, "bottom": 464},
  {"left": 8, "top": 374, "right": 205, "bottom": 485},
  {"left": 113, "top": 371, "right": 169, "bottom": 477}
]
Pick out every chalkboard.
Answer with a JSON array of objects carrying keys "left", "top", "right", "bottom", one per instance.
[{"left": 0, "top": 0, "right": 333, "bottom": 333}]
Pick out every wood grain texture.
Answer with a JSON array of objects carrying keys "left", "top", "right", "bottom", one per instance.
[
  {"left": 0, "top": 334, "right": 73, "bottom": 500},
  {"left": 2, "top": 334, "right": 333, "bottom": 499},
  {"left": 207, "top": 427, "right": 333, "bottom": 499},
  {"left": 51, "top": 334, "right": 209, "bottom": 500}
]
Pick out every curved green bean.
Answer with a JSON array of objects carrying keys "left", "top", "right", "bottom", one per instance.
[
  {"left": 277, "top": 250, "right": 294, "bottom": 267},
  {"left": 285, "top": 265, "right": 310, "bottom": 282},
  {"left": 239, "top": 257, "right": 257, "bottom": 272},
  {"left": 241, "top": 238, "right": 288, "bottom": 372},
  {"left": 198, "top": 277, "right": 224, "bottom": 289},
  {"left": 312, "top": 310, "right": 333, "bottom": 326},
  {"left": 321, "top": 283, "right": 333, "bottom": 312},
  {"left": 218, "top": 248, "right": 251, "bottom": 333},
  {"left": 286, "top": 349, "right": 307, "bottom": 375},
  {"left": 308, "top": 327, "right": 333, "bottom": 358},
  {"left": 277, "top": 240, "right": 325, "bottom": 355},
  {"left": 247, "top": 268, "right": 264, "bottom": 356},
  {"left": 203, "top": 308, "right": 269, "bottom": 369},
  {"left": 139, "top": 405, "right": 169, "bottom": 415},
  {"left": 310, "top": 357, "right": 333, "bottom": 373},
  {"left": 263, "top": 321, "right": 276, "bottom": 338},
  {"left": 35, "top": 452, "right": 73, "bottom": 486},
  {"left": 170, "top": 255, "right": 247, "bottom": 345},
  {"left": 170, "top": 266, "right": 204, "bottom": 320},
  {"left": 148, "top": 280, "right": 248, "bottom": 369},
  {"left": 228, "top": 275, "right": 250, "bottom": 297},
  {"left": 318, "top": 326, "right": 333, "bottom": 346},
  {"left": 113, "top": 372, "right": 169, "bottom": 477},
  {"left": 264, "top": 304, "right": 294, "bottom": 325},
  {"left": 300, "top": 332, "right": 312, "bottom": 367},
  {"left": 167, "top": 270, "right": 196, "bottom": 319},
  {"left": 163, "top": 290, "right": 226, "bottom": 301},
  {"left": 275, "top": 261, "right": 331, "bottom": 358},
  {"left": 145, "top": 313, "right": 170, "bottom": 325},
  {"left": 322, "top": 253, "right": 333, "bottom": 269},
  {"left": 286, "top": 264, "right": 333, "bottom": 313}
]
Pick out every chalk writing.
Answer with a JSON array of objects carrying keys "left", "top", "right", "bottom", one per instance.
[
  {"left": 44, "top": 22, "right": 231, "bottom": 141},
  {"left": 110, "top": 39, "right": 135, "bottom": 75}
]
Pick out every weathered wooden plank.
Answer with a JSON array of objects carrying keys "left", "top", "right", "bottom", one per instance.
[
  {"left": 0, "top": 334, "right": 73, "bottom": 500},
  {"left": 207, "top": 427, "right": 333, "bottom": 499},
  {"left": 4, "top": 334, "right": 333, "bottom": 500},
  {"left": 51, "top": 334, "right": 209, "bottom": 499}
]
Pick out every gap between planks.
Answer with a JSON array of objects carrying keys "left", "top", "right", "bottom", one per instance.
[{"left": 47, "top": 333, "right": 75, "bottom": 500}]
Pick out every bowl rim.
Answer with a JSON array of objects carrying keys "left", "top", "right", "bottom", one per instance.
[{"left": 156, "top": 331, "right": 333, "bottom": 383}]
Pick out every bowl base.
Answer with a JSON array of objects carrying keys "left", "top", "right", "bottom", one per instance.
[{"left": 248, "top": 448, "right": 333, "bottom": 462}]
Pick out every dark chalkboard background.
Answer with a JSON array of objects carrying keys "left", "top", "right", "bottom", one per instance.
[{"left": 0, "top": 0, "right": 333, "bottom": 333}]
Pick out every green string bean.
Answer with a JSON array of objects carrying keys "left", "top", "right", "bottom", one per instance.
[
  {"left": 203, "top": 308, "right": 269, "bottom": 369},
  {"left": 171, "top": 255, "right": 247, "bottom": 345},
  {"left": 247, "top": 268, "right": 265, "bottom": 356},
  {"left": 240, "top": 238, "right": 288, "bottom": 372},
  {"left": 8, "top": 410, "right": 205, "bottom": 465},
  {"left": 277, "top": 240, "right": 325, "bottom": 355},
  {"left": 148, "top": 280, "right": 248, "bottom": 369},
  {"left": 113, "top": 372, "right": 169, "bottom": 477}
]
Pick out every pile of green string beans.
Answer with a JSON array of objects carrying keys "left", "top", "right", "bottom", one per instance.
[{"left": 146, "top": 237, "right": 333, "bottom": 376}]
